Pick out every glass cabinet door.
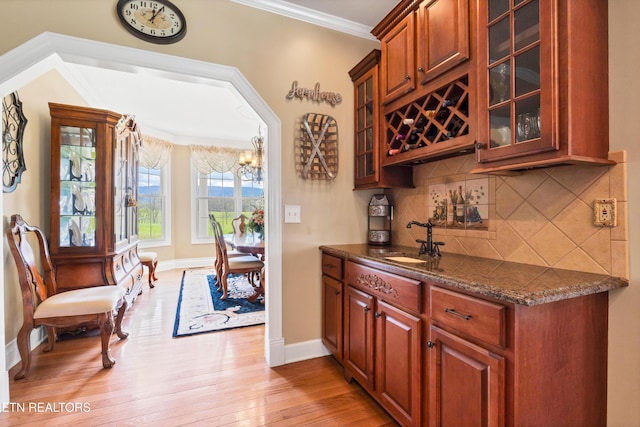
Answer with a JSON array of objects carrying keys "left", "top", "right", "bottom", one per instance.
[
  {"left": 478, "top": 0, "right": 556, "bottom": 163},
  {"left": 354, "top": 67, "right": 379, "bottom": 187},
  {"left": 114, "top": 132, "right": 127, "bottom": 248},
  {"left": 114, "top": 129, "right": 139, "bottom": 249},
  {"left": 58, "top": 126, "right": 97, "bottom": 248}
]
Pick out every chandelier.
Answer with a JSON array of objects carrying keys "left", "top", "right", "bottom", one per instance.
[{"left": 237, "top": 128, "right": 264, "bottom": 183}]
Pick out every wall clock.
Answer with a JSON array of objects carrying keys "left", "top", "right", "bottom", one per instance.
[{"left": 116, "top": 0, "right": 187, "bottom": 44}]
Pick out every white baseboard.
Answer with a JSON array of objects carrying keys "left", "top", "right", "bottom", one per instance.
[
  {"left": 284, "top": 338, "right": 331, "bottom": 364},
  {"left": 156, "top": 257, "right": 214, "bottom": 272}
]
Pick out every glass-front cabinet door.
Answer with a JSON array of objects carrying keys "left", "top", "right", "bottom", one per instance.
[
  {"left": 477, "top": 0, "right": 556, "bottom": 164},
  {"left": 114, "top": 121, "right": 140, "bottom": 250},
  {"left": 351, "top": 50, "right": 381, "bottom": 189},
  {"left": 355, "top": 70, "right": 377, "bottom": 186},
  {"left": 58, "top": 125, "right": 98, "bottom": 249}
]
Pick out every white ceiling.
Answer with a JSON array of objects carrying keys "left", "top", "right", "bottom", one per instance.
[{"left": 61, "top": 0, "right": 397, "bottom": 147}]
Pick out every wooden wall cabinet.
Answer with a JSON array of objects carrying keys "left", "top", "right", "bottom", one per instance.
[
  {"left": 379, "top": 12, "right": 417, "bottom": 105},
  {"left": 349, "top": 50, "right": 413, "bottom": 190},
  {"left": 343, "top": 261, "right": 422, "bottom": 427},
  {"left": 416, "top": 0, "right": 470, "bottom": 85},
  {"left": 49, "top": 103, "right": 142, "bottom": 307},
  {"left": 374, "top": 0, "right": 471, "bottom": 106},
  {"left": 473, "top": 0, "right": 613, "bottom": 173},
  {"left": 370, "top": 0, "right": 475, "bottom": 169}
]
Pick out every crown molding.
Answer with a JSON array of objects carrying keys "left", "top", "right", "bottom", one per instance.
[{"left": 230, "top": 0, "right": 377, "bottom": 41}]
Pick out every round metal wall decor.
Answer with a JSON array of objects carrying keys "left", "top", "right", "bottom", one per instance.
[{"left": 2, "top": 92, "right": 27, "bottom": 193}]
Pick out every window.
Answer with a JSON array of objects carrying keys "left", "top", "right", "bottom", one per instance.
[
  {"left": 192, "top": 168, "right": 264, "bottom": 243},
  {"left": 138, "top": 162, "right": 171, "bottom": 247}
]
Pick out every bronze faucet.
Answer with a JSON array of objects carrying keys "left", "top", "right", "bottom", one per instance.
[{"left": 406, "top": 220, "right": 444, "bottom": 257}]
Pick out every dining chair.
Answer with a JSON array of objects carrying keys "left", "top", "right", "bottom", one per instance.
[
  {"left": 231, "top": 214, "right": 248, "bottom": 237},
  {"left": 208, "top": 213, "right": 251, "bottom": 258},
  {"left": 211, "top": 216, "right": 264, "bottom": 300},
  {"left": 6, "top": 214, "right": 129, "bottom": 380}
]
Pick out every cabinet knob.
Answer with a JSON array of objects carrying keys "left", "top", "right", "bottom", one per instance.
[
  {"left": 417, "top": 67, "right": 424, "bottom": 72},
  {"left": 364, "top": 306, "right": 370, "bottom": 312},
  {"left": 427, "top": 341, "right": 435, "bottom": 349},
  {"left": 475, "top": 142, "right": 485, "bottom": 150},
  {"left": 405, "top": 75, "right": 411, "bottom": 81},
  {"left": 374, "top": 312, "right": 381, "bottom": 318},
  {"left": 335, "top": 290, "right": 340, "bottom": 296}
]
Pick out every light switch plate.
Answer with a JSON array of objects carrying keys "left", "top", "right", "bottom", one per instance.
[
  {"left": 594, "top": 198, "right": 616, "bottom": 227},
  {"left": 284, "top": 204, "right": 301, "bottom": 223}
]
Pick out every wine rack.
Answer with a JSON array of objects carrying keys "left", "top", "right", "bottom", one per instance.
[{"left": 382, "top": 75, "right": 473, "bottom": 166}]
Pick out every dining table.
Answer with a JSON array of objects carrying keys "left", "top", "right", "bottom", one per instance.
[
  {"left": 226, "top": 233, "right": 265, "bottom": 259},
  {"left": 224, "top": 233, "right": 265, "bottom": 303}
]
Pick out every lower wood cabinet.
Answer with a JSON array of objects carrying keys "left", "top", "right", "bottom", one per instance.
[
  {"left": 344, "top": 284, "right": 422, "bottom": 426},
  {"left": 428, "top": 325, "right": 504, "bottom": 427},
  {"left": 321, "top": 274, "right": 343, "bottom": 359},
  {"left": 320, "top": 250, "right": 609, "bottom": 427},
  {"left": 342, "top": 261, "right": 423, "bottom": 426}
]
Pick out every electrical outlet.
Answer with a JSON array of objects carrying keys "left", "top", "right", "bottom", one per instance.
[
  {"left": 593, "top": 198, "right": 616, "bottom": 227},
  {"left": 284, "top": 205, "right": 301, "bottom": 223}
]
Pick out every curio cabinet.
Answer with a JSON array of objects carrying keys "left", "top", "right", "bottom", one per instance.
[{"left": 49, "top": 103, "right": 143, "bottom": 306}]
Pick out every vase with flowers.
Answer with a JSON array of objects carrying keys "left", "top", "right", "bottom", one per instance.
[{"left": 248, "top": 206, "right": 265, "bottom": 240}]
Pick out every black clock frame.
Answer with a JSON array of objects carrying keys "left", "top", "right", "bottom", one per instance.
[{"left": 116, "top": 0, "right": 187, "bottom": 45}]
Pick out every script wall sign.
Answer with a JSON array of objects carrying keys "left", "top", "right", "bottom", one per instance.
[{"left": 286, "top": 81, "right": 342, "bottom": 106}]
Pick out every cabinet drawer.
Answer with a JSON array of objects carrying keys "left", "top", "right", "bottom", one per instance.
[
  {"left": 345, "top": 261, "right": 421, "bottom": 313},
  {"left": 430, "top": 287, "right": 506, "bottom": 348},
  {"left": 322, "top": 253, "right": 343, "bottom": 280}
]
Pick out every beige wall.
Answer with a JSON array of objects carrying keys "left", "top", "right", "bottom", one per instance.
[
  {"left": 0, "top": 1, "right": 639, "bottom": 425},
  {"left": 607, "top": 1, "right": 640, "bottom": 425}
]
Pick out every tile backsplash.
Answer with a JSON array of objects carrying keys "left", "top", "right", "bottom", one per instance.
[{"left": 389, "top": 151, "right": 628, "bottom": 278}]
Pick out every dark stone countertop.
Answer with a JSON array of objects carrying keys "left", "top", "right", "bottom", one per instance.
[{"left": 320, "top": 244, "right": 629, "bottom": 306}]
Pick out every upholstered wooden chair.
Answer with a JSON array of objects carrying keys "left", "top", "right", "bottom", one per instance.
[
  {"left": 6, "top": 214, "right": 129, "bottom": 380},
  {"left": 210, "top": 215, "right": 264, "bottom": 300}
]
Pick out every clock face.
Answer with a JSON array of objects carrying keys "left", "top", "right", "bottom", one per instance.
[{"left": 117, "top": 0, "right": 186, "bottom": 44}]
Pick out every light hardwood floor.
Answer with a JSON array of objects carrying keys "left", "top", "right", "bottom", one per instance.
[{"left": 2, "top": 268, "right": 397, "bottom": 426}]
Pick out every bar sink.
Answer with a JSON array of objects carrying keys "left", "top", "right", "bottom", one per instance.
[{"left": 384, "top": 256, "right": 427, "bottom": 263}]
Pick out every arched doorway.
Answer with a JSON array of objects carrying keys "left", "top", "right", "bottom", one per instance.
[{"left": 0, "top": 32, "right": 284, "bottom": 401}]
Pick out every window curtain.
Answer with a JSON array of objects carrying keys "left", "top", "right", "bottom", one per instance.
[
  {"left": 140, "top": 135, "right": 173, "bottom": 169},
  {"left": 191, "top": 145, "right": 241, "bottom": 174}
]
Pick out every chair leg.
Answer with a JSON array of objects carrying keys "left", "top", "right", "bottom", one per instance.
[
  {"left": 215, "top": 260, "right": 223, "bottom": 291},
  {"left": 43, "top": 326, "right": 56, "bottom": 352},
  {"left": 114, "top": 300, "right": 129, "bottom": 340},
  {"left": 220, "top": 274, "right": 229, "bottom": 300},
  {"left": 99, "top": 312, "right": 116, "bottom": 369},
  {"left": 151, "top": 259, "right": 158, "bottom": 281},
  {"left": 14, "top": 323, "right": 33, "bottom": 380}
]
